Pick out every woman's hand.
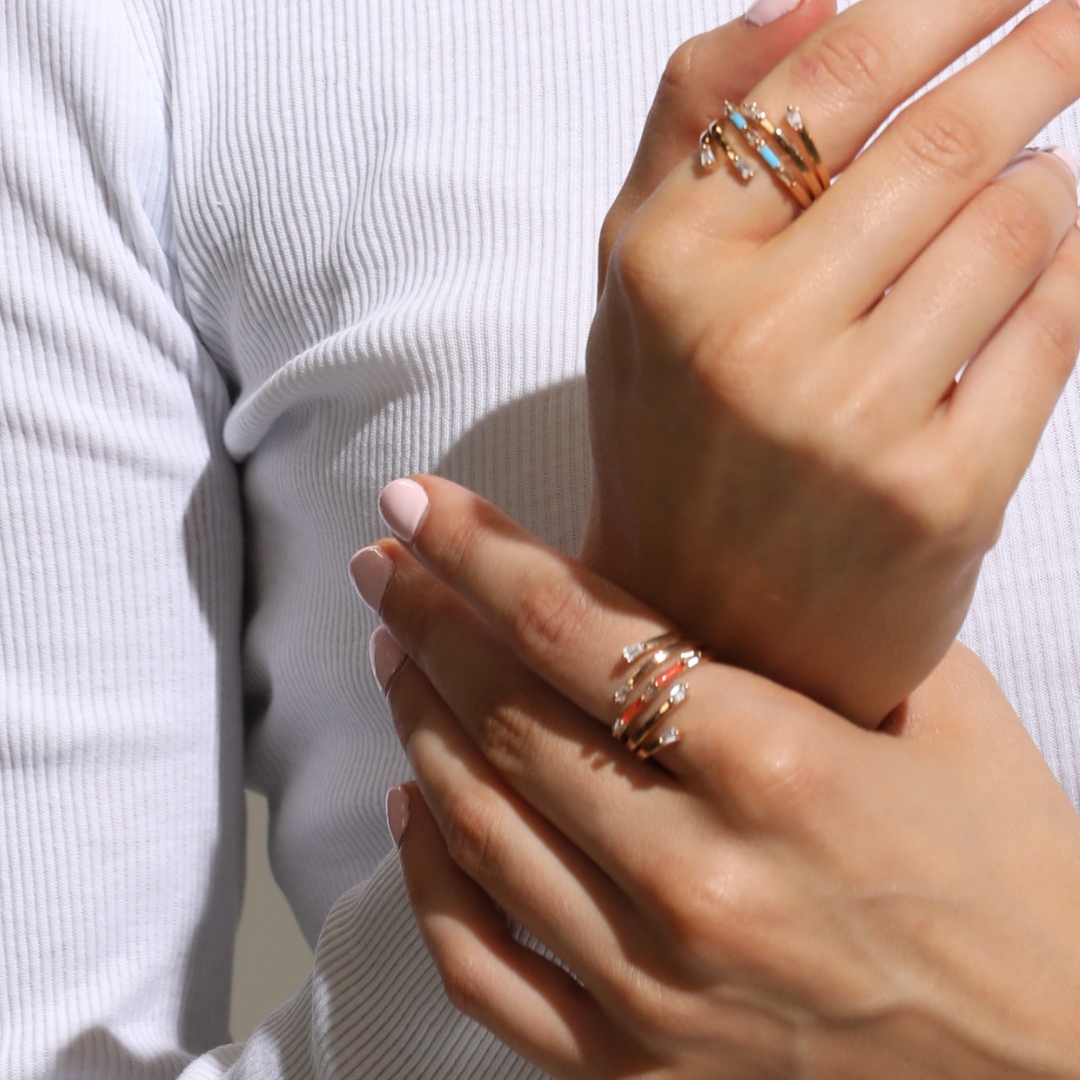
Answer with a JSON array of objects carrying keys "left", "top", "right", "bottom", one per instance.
[
  {"left": 351, "top": 476, "right": 1080, "bottom": 1080},
  {"left": 584, "top": 0, "right": 1080, "bottom": 726}
]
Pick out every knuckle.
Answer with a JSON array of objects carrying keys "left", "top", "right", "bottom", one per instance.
[
  {"left": 893, "top": 444, "right": 983, "bottom": 543},
  {"left": 981, "top": 183, "right": 1057, "bottom": 268},
  {"left": 443, "top": 787, "right": 503, "bottom": 882},
  {"left": 1019, "top": 12, "right": 1079, "bottom": 85},
  {"left": 894, "top": 103, "right": 989, "bottom": 184},
  {"left": 477, "top": 694, "right": 537, "bottom": 774},
  {"left": 430, "top": 498, "right": 495, "bottom": 587},
  {"left": 437, "top": 947, "right": 488, "bottom": 1020},
  {"left": 659, "top": 35, "right": 704, "bottom": 99},
  {"left": 512, "top": 573, "right": 593, "bottom": 669},
  {"left": 793, "top": 23, "right": 893, "bottom": 109},
  {"left": 1017, "top": 295, "right": 1080, "bottom": 377},
  {"left": 739, "top": 728, "right": 825, "bottom": 820},
  {"left": 609, "top": 212, "right": 674, "bottom": 314}
]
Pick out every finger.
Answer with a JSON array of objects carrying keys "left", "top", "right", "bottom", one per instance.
[
  {"left": 396, "top": 783, "right": 639, "bottom": 1080},
  {"left": 599, "top": 0, "right": 836, "bottom": 292},
  {"left": 944, "top": 216, "right": 1080, "bottom": 515},
  {"left": 364, "top": 478, "right": 847, "bottom": 797},
  {"left": 661, "top": 0, "right": 1056, "bottom": 239},
  {"left": 378, "top": 625, "right": 663, "bottom": 990},
  {"left": 778, "top": 0, "right": 1080, "bottom": 323},
  {"left": 368, "top": 546, "right": 709, "bottom": 886},
  {"left": 370, "top": 474, "right": 677, "bottom": 724},
  {"left": 859, "top": 148, "right": 1080, "bottom": 425}
]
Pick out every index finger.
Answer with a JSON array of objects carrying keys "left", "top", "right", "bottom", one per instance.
[{"left": 376, "top": 475, "right": 667, "bottom": 725}]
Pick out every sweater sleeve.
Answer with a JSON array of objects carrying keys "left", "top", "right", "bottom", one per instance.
[{"left": 0, "top": 0, "right": 546, "bottom": 1075}]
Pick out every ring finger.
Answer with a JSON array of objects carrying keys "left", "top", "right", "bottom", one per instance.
[
  {"left": 856, "top": 147, "right": 1080, "bottom": 424},
  {"left": 378, "top": 624, "right": 660, "bottom": 1001}
]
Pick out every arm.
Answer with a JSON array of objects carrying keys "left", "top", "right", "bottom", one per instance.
[{"left": 0, "top": 4, "right": 538, "bottom": 1075}]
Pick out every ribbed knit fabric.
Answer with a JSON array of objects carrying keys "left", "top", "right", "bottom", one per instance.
[{"left": 1, "top": 0, "right": 1078, "bottom": 1075}]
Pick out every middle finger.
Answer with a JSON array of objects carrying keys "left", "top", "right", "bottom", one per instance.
[{"left": 777, "top": 0, "right": 1080, "bottom": 327}]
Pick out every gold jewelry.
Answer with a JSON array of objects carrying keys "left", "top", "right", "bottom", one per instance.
[
  {"left": 700, "top": 120, "right": 756, "bottom": 182},
  {"left": 741, "top": 101, "right": 823, "bottom": 198},
  {"left": 626, "top": 683, "right": 689, "bottom": 755},
  {"left": 698, "top": 101, "right": 831, "bottom": 213},
  {"left": 784, "top": 105, "right": 831, "bottom": 191},
  {"left": 612, "top": 633, "right": 705, "bottom": 762}
]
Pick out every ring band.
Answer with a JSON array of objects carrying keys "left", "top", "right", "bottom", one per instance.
[
  {"left": 611, "top": 632, "right": 705, "bottom": 761},
  {"left": 698, "top": 101, "right": 831, "bottom": 212},
  {"left": 741, "top": 101, "right": 823, "bottom": 198},
  {"left": 725, "top": 101, "right": 812, "bottom": 210},
  {"left": 700, "top": 120, "right": 756, "bottom": 182}
]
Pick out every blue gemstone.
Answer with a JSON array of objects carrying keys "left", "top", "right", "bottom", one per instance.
[
  {"left": 762, "top": 147, "right": 782, "bottom": 170},
  {"left": 730, "top": 111, "right": 747, "bottom": 131}
]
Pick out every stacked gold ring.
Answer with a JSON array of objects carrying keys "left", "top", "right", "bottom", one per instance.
[
  {"left": 699, "top": 101, "right": 832, "bottom": 211},
  {"left": 611, "top": 632, "right": 705, "bottom": 761}
]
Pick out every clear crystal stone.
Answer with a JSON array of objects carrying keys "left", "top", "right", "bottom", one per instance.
[
  {"left": 614, "top": 685, "right": 630, "bottom": 706},
  {"left": 669, "top": 683, "right": 688, "bottom": 706},
  {"left": 700, "top": 139, "right": 717, "bottom": 169},
  {"left": 622, "top": 643, "right": 645, "bottom": 664},
  {"left": 737, "top": 159, "right": 755, "bottom": 181},
  {"left": 786, "top": 107, "right": 803, "bottom": 131},
  {"left": 655, "top": 728, "right": 681, "bottom": 749}
]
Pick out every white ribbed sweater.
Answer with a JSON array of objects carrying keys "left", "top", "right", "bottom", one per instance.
[{"left": 1, "top": 0, "right": 1078, "bottom": 1075}]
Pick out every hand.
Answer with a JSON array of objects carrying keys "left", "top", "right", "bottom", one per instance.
[
  {"left": 351, "top": 477, "right": 1080, "bottom": 1079},
  {"left": 584, "top": 0, "right": 1080, "bottom": 726}
]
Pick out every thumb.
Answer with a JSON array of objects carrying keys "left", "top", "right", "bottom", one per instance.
[{"left": 598, "top": 0, "right": 836, "bottom": 294}]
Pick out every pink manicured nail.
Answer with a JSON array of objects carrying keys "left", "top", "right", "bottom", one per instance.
[
  {"left": 386, "top": 786, "right": 410, "bottom": 846},
  {"left": 350, "top": 546, "right": 394, "bottom": 612},
  {"left": 1049, "top": 146, "right": 1080, "bottom": 187},
  {"left": 370, "top": 626, "right": 407, "bottom": 693},
  {"left": 745, "top": 0, "right": 803, "bottom": 27},
  {"left": 379, "top": 479, "right": 429, "bottom": 543}
]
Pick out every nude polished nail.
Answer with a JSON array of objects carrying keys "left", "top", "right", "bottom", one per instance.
[
  {"left": 745, "top": 0, "right": 803, "bottom": 27},
  {"left": 1049, "top": 146, "right": 1080, "bottom": 188},
  {"left": 386, "top": 786, "right": 410, "bottom": 846},
  {"left": 379, "top": 478, "right": 429, "bottom": 543},
  {"left": 350, "top": 546, "right": 393, "bottom": 612},
  {"left": 370, "top": 625, "right": 407, "bottom": 693}
]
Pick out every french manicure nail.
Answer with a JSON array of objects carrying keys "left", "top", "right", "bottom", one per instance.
[
  {"left": 370, "top": 625, "right": 407, "bottom": 693},
  {"left": 745, "top": 0, "right": 803, "bottom": 27},
  {"left": 350, "top": 546, "right": 394, "bottom": 612},
  {"left": 386, "top": 786, "right": 410, "bottom": 846},
  {"left": 379, "top": 479, "right": 429, "bottom": 543}
]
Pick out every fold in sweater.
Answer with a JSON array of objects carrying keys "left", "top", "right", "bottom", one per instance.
[{"left": 1, "top": 0, "right": 1078, "bottom": 1075}]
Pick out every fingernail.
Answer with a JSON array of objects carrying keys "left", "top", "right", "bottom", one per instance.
[
  {"left": 745, "top": 0, "right": 803, "bottom": 27},
  {"left": 370, "top": 625, "right": 407, "bottom": 693},
  {"left": 350, "top": 546, "right": 394, "bottom": 612},
  {"left": 379, "top": 479, "right": 429, "bottom": 543},
  {"left": 1048, "top": 146, "right": 1080, "bottom": 188},
  {"left": 386, "top": 786, "right": 410, "bottom": 846}
]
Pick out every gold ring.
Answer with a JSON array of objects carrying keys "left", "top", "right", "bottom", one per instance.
[
  {"left": 612, "top": 632, "right": 705, "bottom": 761},
  {"left": 698, "top": 101, "right": 831, "bottom": 213}
]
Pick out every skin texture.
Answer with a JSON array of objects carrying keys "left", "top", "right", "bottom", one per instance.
[
  {"left": 363, "top": 478, "right": 1080, "bottom": 1079},
  {"left": 581, "top": 0, "right": 1080, "bottom": 725},
  {"left": 350, "top": 0, "right": 1080, "bottom": 1075}
]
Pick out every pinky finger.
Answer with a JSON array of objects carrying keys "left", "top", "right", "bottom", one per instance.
[
  {"left": 946, "top": 222, "right": 1080, "bottom": 514},
  {"left": 395, "top": 783, "right": 650, "bottom": 1080}
]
